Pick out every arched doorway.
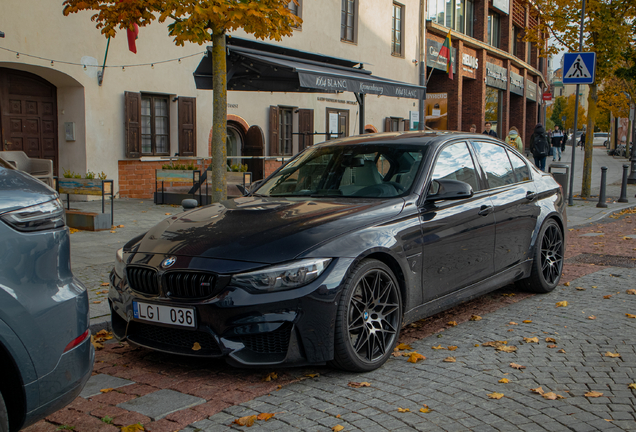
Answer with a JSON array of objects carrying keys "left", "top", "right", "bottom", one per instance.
[
  {"left": 226, "top": 123, "right": 244, "bottom": 169},
  {"left": 0, "top": 68, "right": 58, "bottom": 174}
]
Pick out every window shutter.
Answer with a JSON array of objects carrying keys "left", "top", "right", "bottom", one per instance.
[
  {"left": 269, "top": 105, "right": 280, "bottom": 156},
  {"left": 124, "top": 91, "right": 141, "bottom": 158},
  {"left": 403, "top": 119, "right": 410, "bottom": 131},
  {"left": 384, "top": 117, "right": 391, "bottom": 132},
  {"left": 178, "top": 97, "right": 197, "bottom": 156},
  {"left": 298, "top": 109, "right": 314, "bottom": 150}
]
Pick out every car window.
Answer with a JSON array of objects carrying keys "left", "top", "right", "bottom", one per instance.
[
  {"left": 431, "top": 142, "right": 480, "bottom": 192},
  {"left": 507, "top": 150, "right": 531, "bottom": 182},
  {"left": 472, "top": 141, "right": 516, "bottom": 188}
]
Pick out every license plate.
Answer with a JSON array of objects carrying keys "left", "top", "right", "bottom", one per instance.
[{"left": 133, "top": 301, "right": 196, "bottom": 328}]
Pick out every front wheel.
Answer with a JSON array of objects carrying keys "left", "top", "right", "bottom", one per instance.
[
  {"left": 330, "top": 259, "right": 403, "bottom": 372},
  {"left": 517, "top": 219, "right": 564, "bottom": 293}
]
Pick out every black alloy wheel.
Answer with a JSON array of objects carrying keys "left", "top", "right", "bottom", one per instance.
[
  {"left": 331, "top": 259, "right": 402, "bottom": 372},
  {"left": 518, "top": 218, "right": 564, "bottom": 293}
]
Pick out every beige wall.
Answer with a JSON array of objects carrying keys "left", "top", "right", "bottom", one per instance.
[{"left": 1, "top": 0, "right": 422, "bottom": 193}]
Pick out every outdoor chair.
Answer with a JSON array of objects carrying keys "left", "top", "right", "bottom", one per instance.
[{"left": 0, "top": 151, "right": 54, "bottom": 187}]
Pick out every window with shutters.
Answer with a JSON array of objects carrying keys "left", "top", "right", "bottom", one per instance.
[
  {"left": 384, "top": 117, "right": 409, "bottom": 132},
  {"left": 141, "top": 94, "right": 170, "bottom": 155},
  {"left": 341, "top": 0, "right": 357, "bottom": 42},
  {"left": 279, "top": 108, "right": 293, "bottom": 155}
]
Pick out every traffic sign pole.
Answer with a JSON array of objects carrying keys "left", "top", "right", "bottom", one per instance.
[{"left": 568, "top": 0, "right": 586, "bottom": 206}]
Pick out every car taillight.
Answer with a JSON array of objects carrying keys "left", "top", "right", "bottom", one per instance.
[{"left": 63, "top": 329, "right": 90, "bottom": 353}]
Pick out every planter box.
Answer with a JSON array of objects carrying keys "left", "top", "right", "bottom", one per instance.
[
  {"left": 58, "top": 178, "right": 110, "bottom": 196},
  {"left": 156, "top": 169, "right": 198, "bottom": 184},
  {"left": 224, "top": 171, "right": 252, "bottom": 186}
]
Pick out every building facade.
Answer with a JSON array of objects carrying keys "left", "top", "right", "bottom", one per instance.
[{"left": 0, "top": 0, "right": 547, "bottom": 199}]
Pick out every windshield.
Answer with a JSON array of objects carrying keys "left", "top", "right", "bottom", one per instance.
[{"left": 255, "top": 144, "right": 427, "bottom": 198}]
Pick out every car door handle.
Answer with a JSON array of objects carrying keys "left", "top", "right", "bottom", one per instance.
[
  {"left": 478, "top": 205, "right": 493, "bottom": 216},
  {"left": 526, "top": 191, "right": 537, "bottom": 201}
]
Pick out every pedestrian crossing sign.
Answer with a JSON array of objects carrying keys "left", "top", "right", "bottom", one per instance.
[{"left": 562, "top": 52, "right": 596, "bottom": 84}]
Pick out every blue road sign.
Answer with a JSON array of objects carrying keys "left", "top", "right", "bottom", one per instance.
[{"left": 562, "top": 52, "right": 596, "bottom": 84}]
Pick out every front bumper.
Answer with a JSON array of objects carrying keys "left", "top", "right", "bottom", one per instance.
[{"left": 109, "top": 255, "right": 353, "bottom": 366}]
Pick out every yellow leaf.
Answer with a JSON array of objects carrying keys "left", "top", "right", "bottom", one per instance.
[
  {"left": 510, "top": 363, "right": 526, "bottom": 369},
  {"left": 262, "top": 372, "right": 278, "bottom": 382},
  {"left": 497, "top": 345, "right": 518, "bottom": 353},
  {"left": 499, "top": 378, "right": 509, "bottom": 383},
  {"left": 332, "top": 426, "right": 344, "bottom": 432},
  {"left": 431, "top": 344, "right": 445, "bottom": 350},
  {"left": 233, "top": 415, "right": 257, "bottom": 427},
  {"left": 305, "top": 373, "right": 320, "bottom": 378},
  {"left": 576, "top": 287, "right": 585, "bottom": 291},
  {"left": 603, "top": 295, "right": 613, "bottom": 299},
  {"left": 502, "top": 293, "right": 515, "bottom": 297},
  {"left": 542, "top": 392, "right": 561, "bottom": 400},
  {"left": 118, "top": 224, "right": 125, "bottom": 228},
  {"left": 605, "top": 352, "right": 621, "bottom": 358},
  {"left": 627, "top": 289, "right": 636, "bottom": 295},
  {"left": 623, "top": 236, "right": 632, "bottom": 240},
  {"left": 588, "top": 315, "right": 597, "bottom": 320},
  {"left": 487, "top": 392, "right": 504, "bottom": 399},
  {"left": 585, "top": 391, "right": 604, "bottom": 398},
  {"left": 474, "top": 344, "right": 480, "bottom": 347},
  {"left": 100, "top": 282, "right": 109, "bottom": 286},
  {"left": 443, "top": 356, "right": 456, "bottom": 362},
  {"left": 419, "top": 407, "right": 431, "bottom": 413},
  {"left": 447, "top": 321, "right": 457, "bottom": 326},
  {"left": 564, "top": 282, "right": 570, "bottom": 286},
  {"left": 397, "top": 408, "right": 410, "bottom": 412},
  {"left": 557, "top": 349, "right": 566, "bottom": 353},
  {"left": 447, "top": 346, "right": 458, "bottom": 351},
  {"left": 523, "top": 337, "right": 539, "bottom": 343},
  {"left": 121, "top": 424, "right": 144, "bottom": 432},
  {"left": 407, "top": 352, "right": 426, "bottom": 363},
  {"left": 391, "top": 351, "right": 403, "bottom": 357},
  {"left": 628, "top": 383, "right": 636, "bottom": 389},
  {"left": 545, "top": 337, "right": 556, "bottom": 343},
  {"left": 395, "top": 343, "right": 413, "bottom": 350},
  {"left": 522, "top": 320, "right": 532, "bottom": 323},
  {"left": 100, "top": 388, "right": 114, "bottom": 393},
  {"left": 530, "top": 386, "right": 544, "bottom": 395},
  {"left": 509, "top": 322, "right": 518, "bottom": 325},
  {"left": 555, "top": 301, "right": 568, "bottom": 307},
  {"left": 257, "top": 413, "right": 275, "bottom": 421},
  {"left": 470, "top": 315, "right": 482, "bottom": 321},
  {"left": 92, "top": 301, "right": 101, "bottom": 304},
  {"left": 626, "top": 313, "right": 636, "bottom": 319},
  {"left": 192, "top": 342, "right": 201, "bottom": 351},
  {"left": 69, "top": 228, "right": 79, "bottom": 234},
  {"left": 348, "top": 381, "right": 371, "bottom": 388},
  {"left": 548, "top": 344, "right": 557, "bottom": 348},
  {"left": 110, "top": 230, "right": 116, "bottom": 233},
  {"left": 165, "top": 213, "right": 171, "bottom": 215}
]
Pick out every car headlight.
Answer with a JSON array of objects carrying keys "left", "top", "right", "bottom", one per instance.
[
  {"left": 114, "top": 247, "right": 125, "bottom": 278},
  {"left": 230, "top": 258, "right": 332, "bottom": 292},
  {"left": 0, "top": 198, "right": 65, "bottom": 232}
]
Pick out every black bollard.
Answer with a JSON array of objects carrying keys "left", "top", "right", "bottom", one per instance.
[
  {"left": 597, "top": 166, "right": 608, "bottom": 208},
  {"left": 619, "top": 164, "right": 629, "bottom": 203}
]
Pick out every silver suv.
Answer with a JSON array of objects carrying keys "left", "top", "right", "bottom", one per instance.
[{"left": 0, "top": 161, "right": 93, "bottom": 431}]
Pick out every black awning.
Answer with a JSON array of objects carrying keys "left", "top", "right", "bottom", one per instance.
[{"left": 193, "top": 37, "right": 425, "bottom": 100}]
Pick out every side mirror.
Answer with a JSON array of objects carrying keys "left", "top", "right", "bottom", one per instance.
[
  {"left": 246, "top": 179, "right": 264, "bottom": 195},
  {"left": 426, "top": 179, "right": 473, "bottom": 202}
]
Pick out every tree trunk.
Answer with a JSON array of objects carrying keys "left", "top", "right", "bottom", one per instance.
[
  {"left": 581, "top": 83, "right": 598, "bottom": 198},
  {"left": 211, "top": 31, "right": 227, "bottom": 202}
]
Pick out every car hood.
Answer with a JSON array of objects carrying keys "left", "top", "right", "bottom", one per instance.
[
  {"left": 0, "top": 168, "right": 57, "bottom": 214},
  {"left": 135, "top": 196, "right": 405, "bottom": 263}
]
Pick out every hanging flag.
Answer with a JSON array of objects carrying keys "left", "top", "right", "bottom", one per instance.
[
  {"left": 437, "top": 29, "right": 453, "bottom": 80},
  {"left": 127, "top": 23, "right": 139, "bottom": 54}
]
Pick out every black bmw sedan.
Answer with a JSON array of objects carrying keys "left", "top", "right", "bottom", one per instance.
[{"left": 109, "top": 131, "right": 566, "bottom": 372}]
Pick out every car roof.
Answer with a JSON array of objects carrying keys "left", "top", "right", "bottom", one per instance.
[{"left": 312, "top": 130, "right": 501, "bottom": 148}]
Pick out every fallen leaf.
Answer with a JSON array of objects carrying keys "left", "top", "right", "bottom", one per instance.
[
  {"left": 447, "top": 346, "right": 458, "bottom": 351},
  {"left": 395, "top": 343, "right": 413, "bottom": 350},
  {"left": 623, "top": 236, "right": 633, "bottom": 240},
  {"left": 585, "top": 391, "right": 604, "bottom": 398},
  {"left": 530, "top": 386, "right": 544, "bottom": 395},
  {"left": 555, "top": 301, "right": 568, "bottom": 307},
  {"left": 121, "top": 424, "right": 145, "bottom": 432},
  {"left": 483, "top": 340, "right": 508, "bottom": 347},
  {"left": 474, "top": 344, "right": 480, "bottom": 347},
  {"left": 257, "top": 413, "right": 275, "bottom": 421},
  {"left": 100, "top": 282, "right": 109, "bottom": 286},
  {"left": 547, "top": 345, "right": 557, "bottom": 348},
  {"left": 305, "top": 373, "right": 320, "bottom": 378},
  {"left": 443, "top": 356, "right": 456, "bottom": 362},
  {"left": 110, "top": 230, "right": 116, "bottom": 233},
  {"left": 592, "top": 286, "right": 597, "bottom": 288},
  {"left": 522, "top": 320, "right": 532, "bottom": 323},
  {"left": 100, "top": 388, "right": 114, "bottom": 393},
  {"left": 603, "top": 295, "right": 613, "bottom": 299},
  {"left": 165, "top": 213, "right": 171, "bottom": 215},
  {"left": 627, "top": 289, "right": 636, "bottom": 295},
  {"left": 542, "top": 392, "right": 565, "bottom": 400},
  {"left": 576, "top": 287, "right": 586, "bottom": 291},
  {"left": 626, "top": 313, "right": 636, "bottom": 319},
  {"left": 397, "top": 408, "right": 410, "bottom": 413},
  {"left": 588, "top": 315, "right": 597, "bottom": 320},
  {"left": 605, "top": 352, "right": 621, "bottom": 358},
  {"left": 509, "top": 322, "right": 518, "bottom": 325},
  {"left": 447, "top": 321, "right": 457, "bottom": 326},
  {"left": 628, "top": 383, "right": 636, "bottom": 389},
  {"left": 407, "top": 352, "right": 426, "bottom": 363},
  {"left": 348, "top": 381, "right": 371, "bottom": 388},
  {"left": 332, "top": 426, "right": 344, "bottom": 432},
  {"left": 470, "top": 315, "right": 482, "bottom": 321},
  {"left": 92, "top": 301, "right": 101, "bottom": 304},
  {"left": 419, "top": 405, "right": 432, "bottom": 413},
  {"left": 557, "top": 349, "right": 566, "bottom": 353},
  {"left": 523, "top": 337, "right": 539, "bottom": 344},
  {"left": 391, "top": 351, "right": 403, "bottom": 357},
  {"left": 69, "top": 228, "right": 79, "bottom": 234},
  {"left": 233, "top": 415, "right": 257, "bottom": 427},
  {"left": 502, "top": 293, "right": 515, "bottom": 297},
  {"left": 508, "top": 329, "right": 514, "bottom": 332},
  {"left": 564, "top": 282, "right": 570, "bottom": 286},
  {"left": 336, "top": 414, "right": 341, "bottom": 418},
  {"left": 510, "top": 363, "right": 526, "bottom": 370},
  {"left": 545, "top": 337, "right": 556, "bottom": 343},
  {"left": 497, "top": 345, "right": 518, "bottom": 353},
  {"left": 262, "top": 372, "right": 278, "bottom": 382},
  {"left": 431, "top": 344, "right": 445, "bottom": 350},
  {"left": 118, "top": 224, "right": 125, "bottom": 228},
  {"left": 487, "top": 392, "right": 504, "bottom": 399},
  {"left": 499, "top": 378, "right": 509, "bottom": 384},
  {"left": 192, "top": 342, "right": 201, "bottom": 351}
]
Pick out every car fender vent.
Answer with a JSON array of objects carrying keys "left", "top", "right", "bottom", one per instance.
[
  {"left": 127, "top": 266, "right": 159, "bottom": 296},
  {"left": 240, "top": 323, "right": 292, "bottom": 354}
]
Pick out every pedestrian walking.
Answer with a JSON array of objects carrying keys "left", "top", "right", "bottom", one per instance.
[
  {"left": 529, "top": 123, "right": 550, "bottom": 172},
  {"left": 551, "top": 125, "right": 564, "bottom": 161},
  {"left": 504, "top": 127, "right": 524, "bottom": 153},
  {"left": 562, "top": 129, "right": 568, "bottom": 152},
  {"left": 579, "top": 130, "right": 586, "bottom": 150},
  {"left": 483, "top": 121, "right": 498, "bottom": 138}
]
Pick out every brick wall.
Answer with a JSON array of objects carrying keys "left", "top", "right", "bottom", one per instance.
[{"left": 118, "top": 159, "right": 210, "bottom": 199}]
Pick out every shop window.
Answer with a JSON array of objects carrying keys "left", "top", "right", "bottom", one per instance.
[
  {"left": 327, "top": 109, "right": 349, "bottom": 140},
  {"left": 392, "top": 3, "right": 404, "bottom": 57},
  {"left": 341, "top": 0, "right": 357, "bottom": 42},
  {"left": 384, "top": 117, "right": 409, "bottom": 132},
  {"left": 487, "top": 12, "right": 501, "bottom": 48},
  {"left": 428, "top": 0, "right": 474, "bottom": 37},
  {"left": 485, "top": 87, "right": 501, "bottom": 136},
  {"left": 268, "top": 106, "right": 314, "bottom": 155},
  {"left": 124, "top": 92, "right": 196, "bottom": 158}
]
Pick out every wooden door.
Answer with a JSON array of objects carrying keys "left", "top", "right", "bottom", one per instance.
[{"left": 0, "top": 68, "right": 58, "bottom": 175}]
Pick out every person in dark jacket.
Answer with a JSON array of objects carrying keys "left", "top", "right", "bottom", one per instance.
[
  {"left": 529, "top": 123, "right": 550, "bottom": 171},
  {"left": 483, "top": 121, "right": 498, "bottom": 138},
  {"left": 551, "top": 125, "right": 564, "bottom": 161}
]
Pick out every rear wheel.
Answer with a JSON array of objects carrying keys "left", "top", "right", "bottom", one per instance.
[
  {"left": 0, "top": 391, "right": 8, "bottom": 432},
  {"left": 330, "top": 259, "right": 403, "bottom": 372},
  {"left": 517, "top": 219, "right": 564, "bottom": 293}
]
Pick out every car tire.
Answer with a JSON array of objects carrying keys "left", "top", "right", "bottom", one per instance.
[
  {"left": 0, "top": 391, "right": 8, "bottom": 432},
  {"left": 330, "top": 259, "right": 403, "bottom": 372},
  {"left": 517, "top": 218, "right": 564, "bottom": 293}
]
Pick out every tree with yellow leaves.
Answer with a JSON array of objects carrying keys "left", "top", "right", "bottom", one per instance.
[{"left": 63, "top": 0, "right": 300, "bottom": 202}]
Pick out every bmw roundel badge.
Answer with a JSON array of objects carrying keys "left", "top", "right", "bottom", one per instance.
[{"left": 161, "top": 256, "right": 177, "bottom": 268}]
